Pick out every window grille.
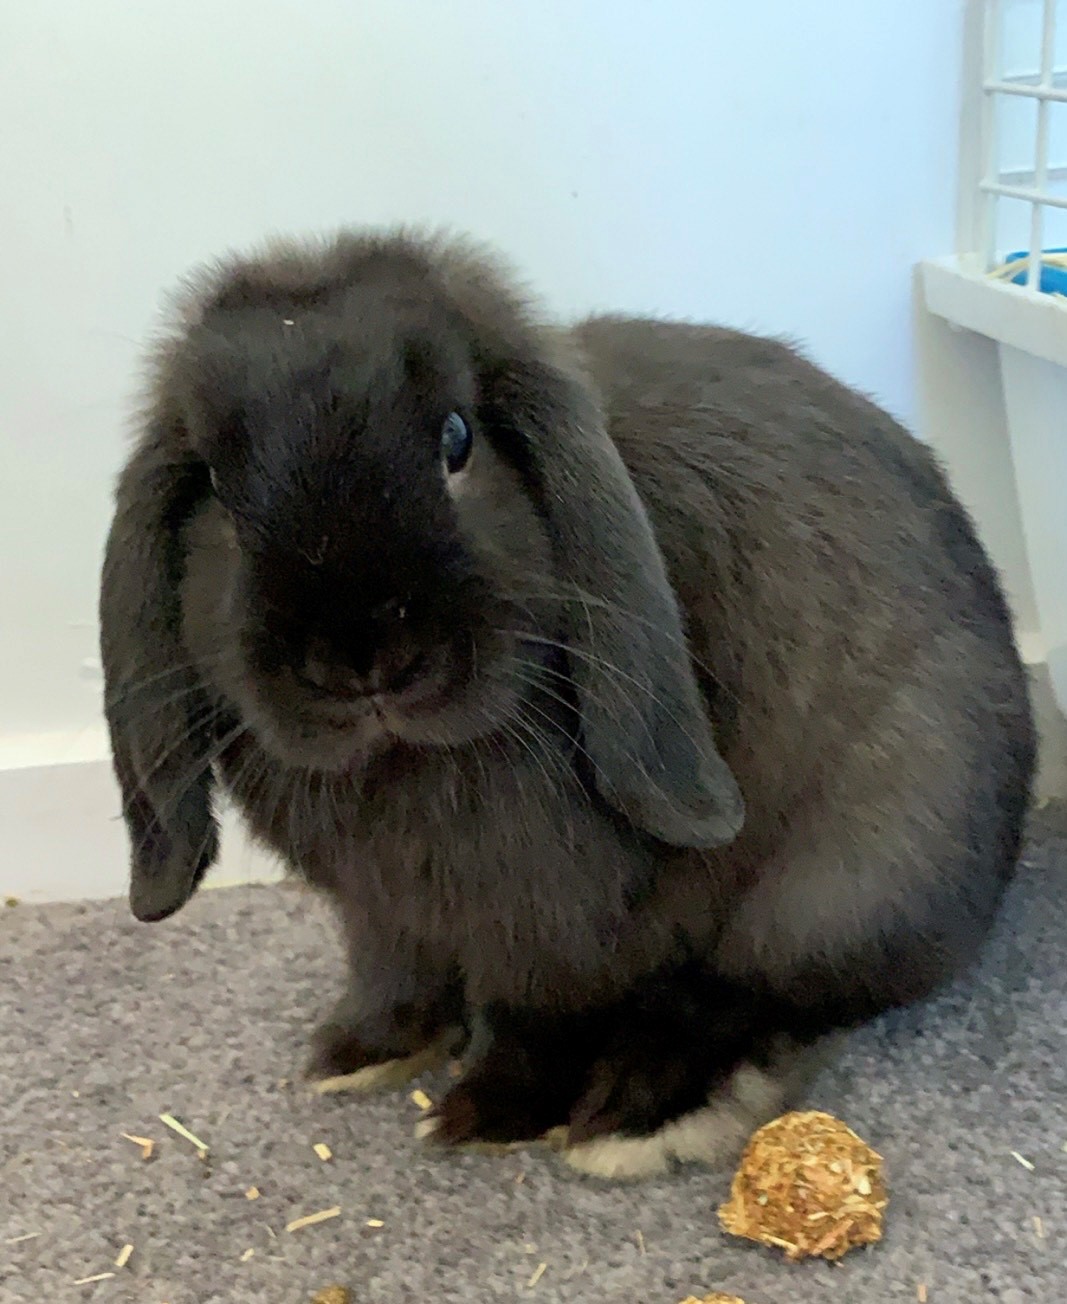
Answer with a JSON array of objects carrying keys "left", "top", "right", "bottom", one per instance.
[{"left": 971, "top": 0, "right": 1067, "bottom": 294}]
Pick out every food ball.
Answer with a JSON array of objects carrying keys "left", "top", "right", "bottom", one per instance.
[
  {"left": 718, "top": 1110, "right": 888, "bottom": 1261},
  {"left": 678, "top": 1294, "right": 748, "bottom": 1304}
]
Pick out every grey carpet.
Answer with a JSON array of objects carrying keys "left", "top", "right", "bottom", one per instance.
[{"left": 2, "top": 810, "right": 1066, "bottom": 1304}]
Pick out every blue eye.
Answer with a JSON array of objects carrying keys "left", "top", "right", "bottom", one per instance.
[{"left": 441, "top": 411, "right": 472, "bottom": 474}]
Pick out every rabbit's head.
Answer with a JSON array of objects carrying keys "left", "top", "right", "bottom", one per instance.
[{"left": 101, "top": 231, "right": 743, "bottom": 922}]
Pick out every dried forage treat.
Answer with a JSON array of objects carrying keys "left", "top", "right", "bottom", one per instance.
[
  {"left": 679, "top": 1295, "right": 748, "bottom": 1304},
  {"left": 718, "top": 1110, "right": 887, "bottom": 1261}
]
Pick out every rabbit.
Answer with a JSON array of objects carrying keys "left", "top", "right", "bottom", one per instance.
[{"left": 100, "top": 228, "right": 1036, "bottom": 1180}]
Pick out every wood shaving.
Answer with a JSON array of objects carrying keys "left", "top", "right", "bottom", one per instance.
[
  {"left": 121, "top": 1132, "right": 155, "bottom": 1161},
  {"left": 6, "top": 1233, "right": 41, "bottom": 1244},
  {"left": 114, "top": 1244, "right": 134, "bottom": 1269},
  {"left": 635, "top": 1228, "right": 646, "bottom": 1256},
  {"left": 245, "top": 1187, "right": 261, "bottom": 1200},
  {"left": 718, "top": 1110, "right": 887, "bottom": 1262},
  {"left": 159, "top": 1113, "right": 208, "bottom": 1157},
  {"left": 240, "top": 1248, "right": 255, "bottom": 1262},
  {"left": 1033, "top": 1215, "right": 1045, "bottom": 1239},
  {"left": 1011, "top": 1151, "right": 1035, "bottom": 1171},
  {"left": 366, "top": 1219, "right": 385, "bottom": 1228},
  {"left": 917, "top": 1285, "right": 928, "bottom": 1303},
  {"left": 527, "top": 1261, "right": 548, "bottom": 1288},
  {"left": 410, "top": 1089, "right": 433, "bottom": 1111},
  {"left": 313, "top": 1142, "right": 333, "bottom": 1161},
  {"left": 286, "top": 1206, "right": 342, "bottom": 1233},
  {"left": 310, "top": 1289, "right": 351, "bottom": 1304},
  {"left": 73, "top": 1273, "right": 116, "bottom": 1285}
]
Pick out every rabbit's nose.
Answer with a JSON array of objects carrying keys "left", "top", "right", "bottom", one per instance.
[
  {"left": 298, "top": 637, "right": 427, "bottom": 699},
  {"left": 297, "top": 655, "right": 365, "bottom": 698},
  {"left": 372, "top": 642, "right": 428, "bottom": 693}
]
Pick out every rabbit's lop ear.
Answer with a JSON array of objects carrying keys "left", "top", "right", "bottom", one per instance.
[
  {"left": 502, "top": 355, "right": 744, "bottom": 848},
  {"left": 100, "top": 426, "right": 219, "bottom": 922}
]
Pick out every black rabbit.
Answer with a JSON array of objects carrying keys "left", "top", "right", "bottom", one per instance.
[{"left": 100, "top": 230, "right": 1035, "bottom": 1179}]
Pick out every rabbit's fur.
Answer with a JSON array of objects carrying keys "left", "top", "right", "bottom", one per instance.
[{"left": 101, "top": 230, "right": 1035, "bottom": 1179}]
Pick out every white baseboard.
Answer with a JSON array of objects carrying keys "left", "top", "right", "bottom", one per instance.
[
  {"left": 3, "top": 663, "right": 1065, "bottom": 906},
  {"left": 0, "top": 731, "right": 284, "bottom": 906},
  {"left": 1029, "top": 658, "right": 1067, "bottom": 806}
]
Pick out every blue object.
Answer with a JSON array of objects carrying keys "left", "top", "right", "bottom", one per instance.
[{"left": 1004, "top": 247, "right": 1067, "bottom": 295}]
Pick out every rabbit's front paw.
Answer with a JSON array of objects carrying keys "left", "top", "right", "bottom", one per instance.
[
  {"left": 416, "top": 1016, "right": 589, "bottom": 1148},
  {"left": 306, "top": 992, "right": 465, "bottom": 1094},
  {"left": 417, "top": 1070, "right": 568, "bottom": 1149}
]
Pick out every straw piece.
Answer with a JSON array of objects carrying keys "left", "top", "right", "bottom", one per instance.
[
  {"left": 121, "top": 1133, "right": 155, "bottom": 1161},
  {"left": 159, "top": 1113, "right": 208, "bottom": 1156},
  {"left": 286, "top": 1206, "right": 342, "bottom": 1233}
]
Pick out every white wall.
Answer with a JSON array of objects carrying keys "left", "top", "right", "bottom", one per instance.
[{"left": 0, "top": 0, "right": 972, "bottom": 897}]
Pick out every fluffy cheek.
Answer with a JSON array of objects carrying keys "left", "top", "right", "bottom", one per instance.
[{"left": 178, "top": 507, "right": 357, "bottom": 764}]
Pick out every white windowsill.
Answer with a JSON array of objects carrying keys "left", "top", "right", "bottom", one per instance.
[{"left": 921, "top": 255, "right": 1067, "bottom": 369}]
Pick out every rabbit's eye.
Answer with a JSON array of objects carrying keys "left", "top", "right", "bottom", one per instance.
[{"left": 441, "top": 412, "right": 472, "bottom": 474}]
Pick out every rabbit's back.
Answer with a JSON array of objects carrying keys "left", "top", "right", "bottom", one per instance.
[
  {"left": 572, "top": 313, "right": 1028, "bottom": 714},
  {"left": 572, "top": 314, "right": 1034, "bottom": 927}
]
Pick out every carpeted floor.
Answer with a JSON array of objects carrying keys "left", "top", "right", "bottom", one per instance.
[{"left": 2, "top": 810, "right": 1066, "bottom": 1304}]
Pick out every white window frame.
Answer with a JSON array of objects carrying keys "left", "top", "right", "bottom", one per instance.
[{"left": 964, "top": 0, "right": 1064, "bottom": 285}]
